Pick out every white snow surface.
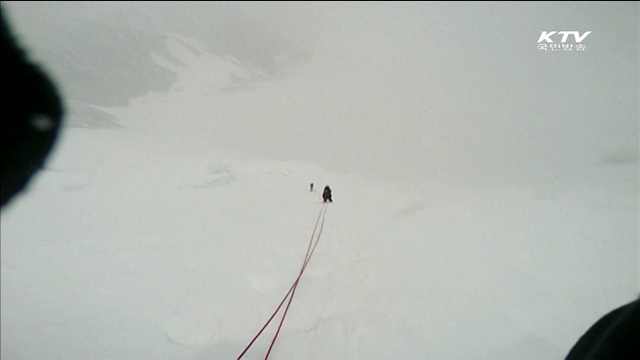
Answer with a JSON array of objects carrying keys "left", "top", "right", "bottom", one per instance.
[
  {"left": 1, "top": 124, "right": 637, "bottom": 360},
  {"left": 1, "top": 3, "right": 639, "bottom": 359}
]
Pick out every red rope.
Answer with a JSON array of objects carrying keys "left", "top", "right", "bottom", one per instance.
[
  {"left": 265, "top": 203, "right": 328, "bottom": 359},
  {"left": 237, "top": 203, "right": 329, "bottom": 359}
]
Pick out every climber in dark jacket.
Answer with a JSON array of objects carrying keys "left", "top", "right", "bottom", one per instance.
[{"left": 322, "top": 185, "right": 332, "bottom": 203}]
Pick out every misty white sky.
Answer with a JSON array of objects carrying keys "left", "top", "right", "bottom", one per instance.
[{"left": 2, "top": 1, "right": 639, "bottom": 187}]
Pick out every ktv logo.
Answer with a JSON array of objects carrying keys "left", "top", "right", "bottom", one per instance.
[{"left": 537, "top": 31, "right": 592, "bottom": 52}]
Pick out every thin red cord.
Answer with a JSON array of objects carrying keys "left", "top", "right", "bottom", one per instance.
[{"left": 237, "top": 203, "right": 328, "bottom": 359}]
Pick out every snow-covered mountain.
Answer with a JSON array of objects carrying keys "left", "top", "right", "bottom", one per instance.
[
  {"left": 3, "top": 1, "right": 637, "bottom": 187},
  {"left": 1, "top": 2, "right": 638, "bottom": 359},
  {"left": 1, "top": 120, "right": 637, "bottom": 360}
]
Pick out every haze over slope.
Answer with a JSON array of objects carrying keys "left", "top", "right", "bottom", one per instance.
[
  {"left": 0, "top": 2, "right": 638, "bottom": 359},
  {"left": 3, "top": 1, "right": 638, "bottom": 187}
]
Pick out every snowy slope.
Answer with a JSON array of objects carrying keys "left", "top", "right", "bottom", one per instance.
[
  {"left": 1, "top": 126, "right": 637, "bottom": 360},
  {"left": 1, "top": 2, "right": 638, "bottom": 359}
]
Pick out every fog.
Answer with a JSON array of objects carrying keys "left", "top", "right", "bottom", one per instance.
[
  {"left": 1, "top": 2, "right": 638, "bottom": 359},
  {"left": 3, "top": 1, "right": 638, "bottom": 187}
]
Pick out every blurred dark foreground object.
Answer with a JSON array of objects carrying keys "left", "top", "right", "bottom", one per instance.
[
  {"left": 565, "top": 298, "right": 640, "bottom": 360},
  {"left": 1, "top": 7, "right": 64, "bottom": 208}
]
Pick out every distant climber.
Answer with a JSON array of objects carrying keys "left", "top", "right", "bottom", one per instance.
[
  {"left": 310, "top": 183, "right": 314, "bottom": 192},
  {"left": 322, "top": 185, "right": 333, "bottom": 203}
]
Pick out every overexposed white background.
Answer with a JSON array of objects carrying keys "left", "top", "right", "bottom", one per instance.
[{"left": 2, "top": 2, "right": 638, "bottom": 359}]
